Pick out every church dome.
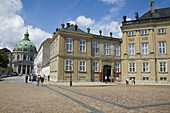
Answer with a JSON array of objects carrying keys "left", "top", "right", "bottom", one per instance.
[{"left": 13, "top": 32, "right": 37, "bottom": 52}]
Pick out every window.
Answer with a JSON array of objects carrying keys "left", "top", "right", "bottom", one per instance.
[
  {"left": 80, "top": 40, "right": 86, "bottom": 52},
  {"left": 92, "top": 61, "right": 99, "bottom": 72},
  {"left": 160, "top": 77, "right": 167, "bottom": 81},
  {"left": 129, "top": 44, "right": 135, "bottom": 55},
  {"left": 56, "top": 39, "right": 58, "bottom": 52},
  {"left": 143, "top": 77, "right": 149, "bottom": 80},
  {"left": 142, "top": 43, "right": 148, "bottom": 55},
  {"left": 51, "top": 44, "right": 53, "bottom": 55},
  {"left": 159, "top": 62, "right": 167, "bottom": 72},
  {"left": 115, "top": 45, "right": 120, "bottom": 56},
  {"left": 23, "top": 55, "right": 26, "bottom": 60},
  {"left": 53, "top": 42, "right": 55, "bottom": 54},
  {"left": 65, "top": 59, "right": 73, "bottom": 71},
  {"left": 158, "top": 42, "right": 166, "bottom": 54},
  {"left": 142, "top": 62, "right": 149, "bottom": 72},
  {"left": 24, "top": 49, "right": 27, "bottom": 51},
  {"left": 140, "top": 30, "right": 148, "bottom": 35},
  {"left": 79, "top": 60, "right": 86, "bottom": 72},
  {"left": 93, "top": 42, "right": 99, "bottom": 54},
  {"left": 104, "top": 43, "right": 109, "bottom": 55},
  {"left": 55, "top": 60, "right": 57, "bottom": 71},
  {"left": 158, "top": 28, "right": 165, "bottom": 34},
  {"left": 66, "top": 38, "right": 73, "bottom": 51},
  {"left": 17, "top": 55, "right": 20, "bottom": 60},
  {"left": 30, "top": 56, "right": 33, "bottom": 61},
  {"left": 129, "top": 62, "right": 136, "bottom": 72},
  {"left": 115, "top": 63, "right": 120, "bottom": 72},
  {"left": 128, "top": 31, "right": 135, "bottom": 36}
]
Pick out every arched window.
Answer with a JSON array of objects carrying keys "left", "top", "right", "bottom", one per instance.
[
  {"left": 24, "top": 49, "right": 27, "bottom": 51},
  {"left": 18, "top": 48, "right": 21, "bottom": 51},
  {"left": 30, "top": 49, "right": 33, "bottom": 52},
  {"left": 23, "top": 55, "right": 26, "bottom": 60},
  {"left": 17, "top": 55, "right": 20, "bottom": 60}
]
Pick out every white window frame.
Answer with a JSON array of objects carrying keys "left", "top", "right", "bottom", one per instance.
[
  {"left": 93, "top": 42, "right": 99, "bottom": 54},
  {"left": 160, "top": 77, "right": 167, "bottom": 81},
  {"left": 143, "top": 77, "right": 149, "bottom": 80},
  {"left": 55, "top": 60, "right": 57, "bottom": 71},
  {"left": 115, "top": 45, "right": 120, "bottom": 56},
  {"left": 92, "top": 61, "right": 99, "bottom": 72},
  {"left": 115, "top": 62, "right": 120, "bottom": 72},
  {"left": 129, "top": 62, "right": 136, "bottom": 72},
  {"left": 128, "top": 31, "right": 135, "bottom": 36},
  {"left": 79, "top": 60, "right": 86, "bottom": 72},
  {"left": 140, "top": 30, "right": 148, "bottom": 35},
  {"left": 65, "top": 59, "right": 73, "bottom": 71},
  {"left": 80, "top": 39, "right": 86, "bottom": 52},
  {"left": 142, "top": 62, "right": 149, "bottom": 72},
  {"left": 142, "top": 43, "right": 148, "bottom": 55},
  {"left": 129, "top": 44, "right": 135, "bottom": 55},
  {"left": 159, "top": 62, "right": 167, "bottom": 72},
  {"left": 158, "top": 28, "right": 165, "bottom": 34},
  {"left": 66, "top": 38, "right": 73, "bottom": 51},
  {"left": 158, "top": 42, "right": 166, "bottom": 54},
  {"left": 104, "top": 43, "right": 109, "bottom": 55}
]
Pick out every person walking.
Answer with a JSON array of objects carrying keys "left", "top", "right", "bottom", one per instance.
[
  {"left": 105, "top": 75, "right": 107, "bottom": 84},
  {"left": 25, "top": 75, "right": 28, "bottom": 83},
  {"left": 31, "top": 75, "right": 33, "bottom": 82},
  {"left": 126, "top": 78, "right": 129, "bottom": 85},
  {"left": 41, "top": 75, "right": 45, "bottom": 86},
  {"left": 36, "top": 75, "right": 40, "bottom": 86},
  {"left": 48, "top": 75, "right": 50, "bottom": 82}
]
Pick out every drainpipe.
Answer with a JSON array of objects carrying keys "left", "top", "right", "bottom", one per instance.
[{"left": 154, "top": 27, "right": 158, "bottom": 83}]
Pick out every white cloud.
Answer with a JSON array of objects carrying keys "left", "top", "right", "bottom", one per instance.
[
  {"left": 68, "top": 20, "right": 76, "bottom": 25},
  {"left": 0, "top": 0, "right": 52, "bottom": 51},
  {"left": 76, "top": 16, "right": 95, "bottom": 28},
  {"left": 127, "top": 17, "right": 132, "bottom": 21},
  {"left": 101, "top": 0, "right": 124, "bottom": 4}
]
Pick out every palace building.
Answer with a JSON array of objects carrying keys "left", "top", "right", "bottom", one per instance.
[
  {"left": 12, "top": 31, "right": 37, "bottom": 75},
  {"left": 50, "top": 23, "right": 121, "bottom": 82},
  {"left": 121, "top": 1, "right": 170, "bottom": 83}
]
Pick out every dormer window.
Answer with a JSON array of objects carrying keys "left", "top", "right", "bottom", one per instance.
[
  {"left": 128, "top": 31, "right": 135, "bottom": 36},
  {"left": 140, "top": 30, "right": 148, "bottom": 35},
  {"left": 158, "top": 28, "right": 165, "bottom": 34}
]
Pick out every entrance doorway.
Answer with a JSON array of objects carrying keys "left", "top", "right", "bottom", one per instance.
[{"left": 103, "top": 65, "right": 111, "bottom": 82}]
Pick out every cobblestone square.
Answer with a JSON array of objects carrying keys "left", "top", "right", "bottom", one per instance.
[{"left": 0, "top": 76, "right": 170, "bottom": 113}]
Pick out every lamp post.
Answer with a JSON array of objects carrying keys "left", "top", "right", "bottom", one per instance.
[{"left": 70, "top": 63, "right": 73, "bottom": 86}]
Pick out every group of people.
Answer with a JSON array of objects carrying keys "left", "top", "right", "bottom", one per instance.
[
  {"left": 105, "top": 76, "right": 115, "bottom": 83},
  {"left": 25, "top": 74, "right": 50, "bottom": 86},
  {"left": 126, "top": 78, "right": 135, "bottom": 85}
]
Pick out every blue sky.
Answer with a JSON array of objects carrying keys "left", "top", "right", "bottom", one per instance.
[{"left": 0, "top": 0, "right": 170, "bottom": 51}]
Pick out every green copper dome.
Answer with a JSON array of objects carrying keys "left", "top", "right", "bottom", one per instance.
[{"left": 13, "top": 32, "right": 37, "bottom": 52}]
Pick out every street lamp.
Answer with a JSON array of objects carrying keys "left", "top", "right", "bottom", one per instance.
[{"left": 70, "top": 63, "right": 73, "bottom": 86}]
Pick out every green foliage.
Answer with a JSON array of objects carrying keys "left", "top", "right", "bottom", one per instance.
[{"left": 0, "top": 50, "right": 9, "bottom": 68}]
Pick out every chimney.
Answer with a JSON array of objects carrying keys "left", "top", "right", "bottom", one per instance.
[
  {"left": 99, "top": 30, "right": 102, "bottom": 36},
  {"left": 151, "top": 1, "right": 155, "bottom": 13},
  {"left": 53, "top": 32, "right": 56, "bottom": 36},
  {"left": 67, "top": 23, "right": 70, "bottom": 28},
  {"left": 75, "top": 24, "right": 78, "bottom": 31},
  {"left": 87, "top": 28, "right": 90, "bottom": 33},
  {"left": 61, "top": 24, "right": 65, "bottom": 29},
  {"left": 135, "top": 12, "right": 139, "bottom": 20},
  {"left": 123, "top": 16, "right": 127, "bottom": 22},
  {"left": 56, "top": 28, "right": 59, "bottom": 32},
  {"left": 110, "top": 32, "right": 112, "bottom": 37}
]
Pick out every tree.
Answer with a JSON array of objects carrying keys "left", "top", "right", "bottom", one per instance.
[{"left": 0, "top": 50, "right": 9, "bottom": 68}]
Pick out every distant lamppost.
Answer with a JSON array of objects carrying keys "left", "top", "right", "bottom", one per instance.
[{"left": 70, "top": 63, "right": 73, "bottom": 86}]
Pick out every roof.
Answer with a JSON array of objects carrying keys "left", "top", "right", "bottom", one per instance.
[{"left": 139, "top": 7, "right": 170, "bottom": 20}]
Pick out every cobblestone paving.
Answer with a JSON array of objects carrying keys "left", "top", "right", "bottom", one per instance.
[{"left": 0, "top": 76, "right": 170, "bottom": 113}]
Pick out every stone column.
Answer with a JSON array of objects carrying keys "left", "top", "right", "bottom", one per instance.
[
  {"left": 26, "top": 65, "right": 28, "bottom": 74},
  {"left": 21, "top": 65, "right": 23, "bottom": 74}
]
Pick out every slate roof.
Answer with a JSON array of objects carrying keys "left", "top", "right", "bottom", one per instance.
[
  {"left": 140, "top": 7, "right": 170, "bottom": 19},
  {"left": 60, "top": 24, "right": 86, "bottom": 33}
]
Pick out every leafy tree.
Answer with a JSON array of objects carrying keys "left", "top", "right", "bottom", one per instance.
[{"left": 0, "top": 50, "right": 9, "bottom": 68}]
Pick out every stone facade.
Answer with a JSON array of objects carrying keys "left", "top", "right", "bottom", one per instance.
[
  {"left": 50, "top": 24, "right": 121, "bottom": 82},
  {"left": 121, "top": 2, "right": 170, "bottom": 83},
  {"left": 34, "top": 38, "right": 51, "bottom": 76}
]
